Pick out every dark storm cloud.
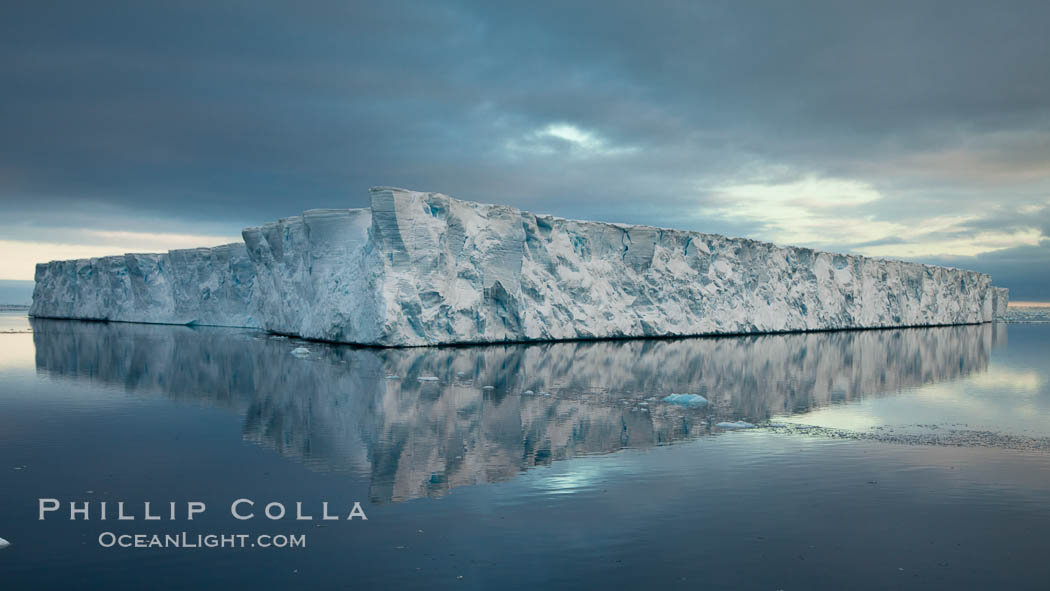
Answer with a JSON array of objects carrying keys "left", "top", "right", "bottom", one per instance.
[
  {"left": 925, "top": 241, "right": 1050, "bottom": 301},
  {"left": 2, "top": 0, "right": 1049, "bottom": 295}
]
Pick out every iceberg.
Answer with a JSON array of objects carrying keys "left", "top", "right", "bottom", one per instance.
[{"left": 31, "top": 187, "right": 1010, "bottom": 346}]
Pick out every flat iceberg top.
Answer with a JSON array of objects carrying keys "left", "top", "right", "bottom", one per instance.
[{"left": 31, "top": 186, "right": 1009, "bottom": 346}]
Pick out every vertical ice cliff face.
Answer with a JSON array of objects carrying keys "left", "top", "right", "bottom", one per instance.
[
  {"left": 29, "top": 243, "right": 258, "bottom": 327},
  {"left": 992, "top": 286, "right": 1010, "bottom": 318},
  {"left": 241, "top": 208, "right": 377, "bottom": 341},
  {"left": 258, "top": 187, "right": 997, "bottom": 346},
  {"left": 32, "top": 186, "right": 1010, "bottom": 344},
  {"left": 516, "top": 213, "right": 999, "bottom": 341},
  {"left": 366, "top": 187, "right": 529, "bottom": 345}
]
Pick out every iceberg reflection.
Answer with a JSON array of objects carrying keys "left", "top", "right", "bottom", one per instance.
[{"left": 32, "top": 320, "right": 1003, "bottom": 502}]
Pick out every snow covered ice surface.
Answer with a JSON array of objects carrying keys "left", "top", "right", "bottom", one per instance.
[{"left": 31, "top": 186, "right": 1010, "bottom": 346}]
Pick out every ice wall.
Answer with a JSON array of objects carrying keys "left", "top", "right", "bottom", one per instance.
[
  {"left": 244, "top": 187, "right": 1008, "bottom": 346},
  {"left": 31, "top": 186, "right": 1010, "bottom": 345},
  {"left": 241, "top": 208, "right": 376, "bottom": 341},
  {"left": 992, "top": 286, "right": 1010, "bottom": 318},
  {"left": 30, "top": 243, "right": 259, "bottom": 328}
]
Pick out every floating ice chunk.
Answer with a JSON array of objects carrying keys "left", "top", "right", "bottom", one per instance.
[
  {"left": 290, "top": 347, "right": 311, "bottom": 357},
  {"left": 417, "top": 376, "right": 440, "bottom": 382},
  {"left": 716, "top": 421, "right": 756, "bottom": 430},
  {"left": 0, "top": 537, "right": 9, "bottom": 549},
  {"left": 539, "top": 391, "right": 551, "bottom": 396},
  {"left": 384, "top": 375, "right": 400, "bottom": 380},
  {"left": 481, "top": 385, "right": 495, "bottom": 390},
  {"left": 523, "top": 390, "right": 534, "bottom": 395},
  {"left": 663, "top": 393, "right": 708, "bottom": 407}
]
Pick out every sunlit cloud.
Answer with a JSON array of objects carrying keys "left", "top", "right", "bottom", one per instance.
[
  {"left": 697, "top": 175, "right": 1047, "bottom": 261},
  {"left": 0, "top": 230, "right": 240, "bottom": 280},
  {"left": 855, "top": 228, "right": 1044, "bottom": 259},
  {"left": 505, "top": 123, "right": 638, "bottom": 159},
  {"left": 699, "top": 175, "right": 892, "bottom": 245}
]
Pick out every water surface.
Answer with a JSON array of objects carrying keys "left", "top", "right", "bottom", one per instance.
[{"left": 1, "top": 314, "right": 1049, "bottom": 589}]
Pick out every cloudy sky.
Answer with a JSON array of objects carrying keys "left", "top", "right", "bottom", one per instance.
[{"left": 2, "top": 1, "right": 1049, "bottom": 300}]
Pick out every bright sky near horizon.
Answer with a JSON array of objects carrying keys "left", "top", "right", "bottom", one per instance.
[{"left": 2, "top": 1, "right": 1049, "bottom": 299}]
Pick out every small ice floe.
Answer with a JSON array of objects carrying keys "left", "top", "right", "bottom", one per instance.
[
  {"left": 0, "top": 537, "right": 10, "bottom": 549},
  {"left": 716, "top": 421, "right": 756, "bottom": 430},
  {"left": 481, "top": 386, "right": 495, "bottom": 390},
  {"left": 290, "top": 347, "right": 311, "bottom": 357},
  {"left": 523, "top": 390, "right": 534, "bottom": 395},
  {"left": 384, "top": 375, "right": 400, "bottom": 380},
  {"left": 417, "top": 376, "right": 440, "bottom": 382},
  {"left": 663, "top": 393, "right": 708, "bottom": 407},
  {"left": 539, "top": 391, "right": 551, "bottom": 396}
]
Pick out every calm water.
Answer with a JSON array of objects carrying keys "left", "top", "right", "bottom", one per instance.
[{"left": 1, "top": 313, "right": 1049, "bottom": 589}]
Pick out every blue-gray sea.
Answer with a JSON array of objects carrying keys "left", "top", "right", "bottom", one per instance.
[{"left": 2, "top": 310, "right": 1050, "bottom": 590}]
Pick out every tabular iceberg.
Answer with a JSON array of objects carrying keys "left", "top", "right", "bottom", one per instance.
[{"left": 31, "top": 186, "right": 1009, "bottom": 346}]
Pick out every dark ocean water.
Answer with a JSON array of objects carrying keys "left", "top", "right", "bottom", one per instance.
[{"left": 1, "top": 313, "right": 1049, "bottom": 590}]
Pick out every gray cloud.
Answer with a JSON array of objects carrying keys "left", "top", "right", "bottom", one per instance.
[
  {"left": 2, "top": 0, "right": 1049, "bottom": 296},
  {"left": 923, "top": 241, "right": 1050, "bottom": 301}
]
